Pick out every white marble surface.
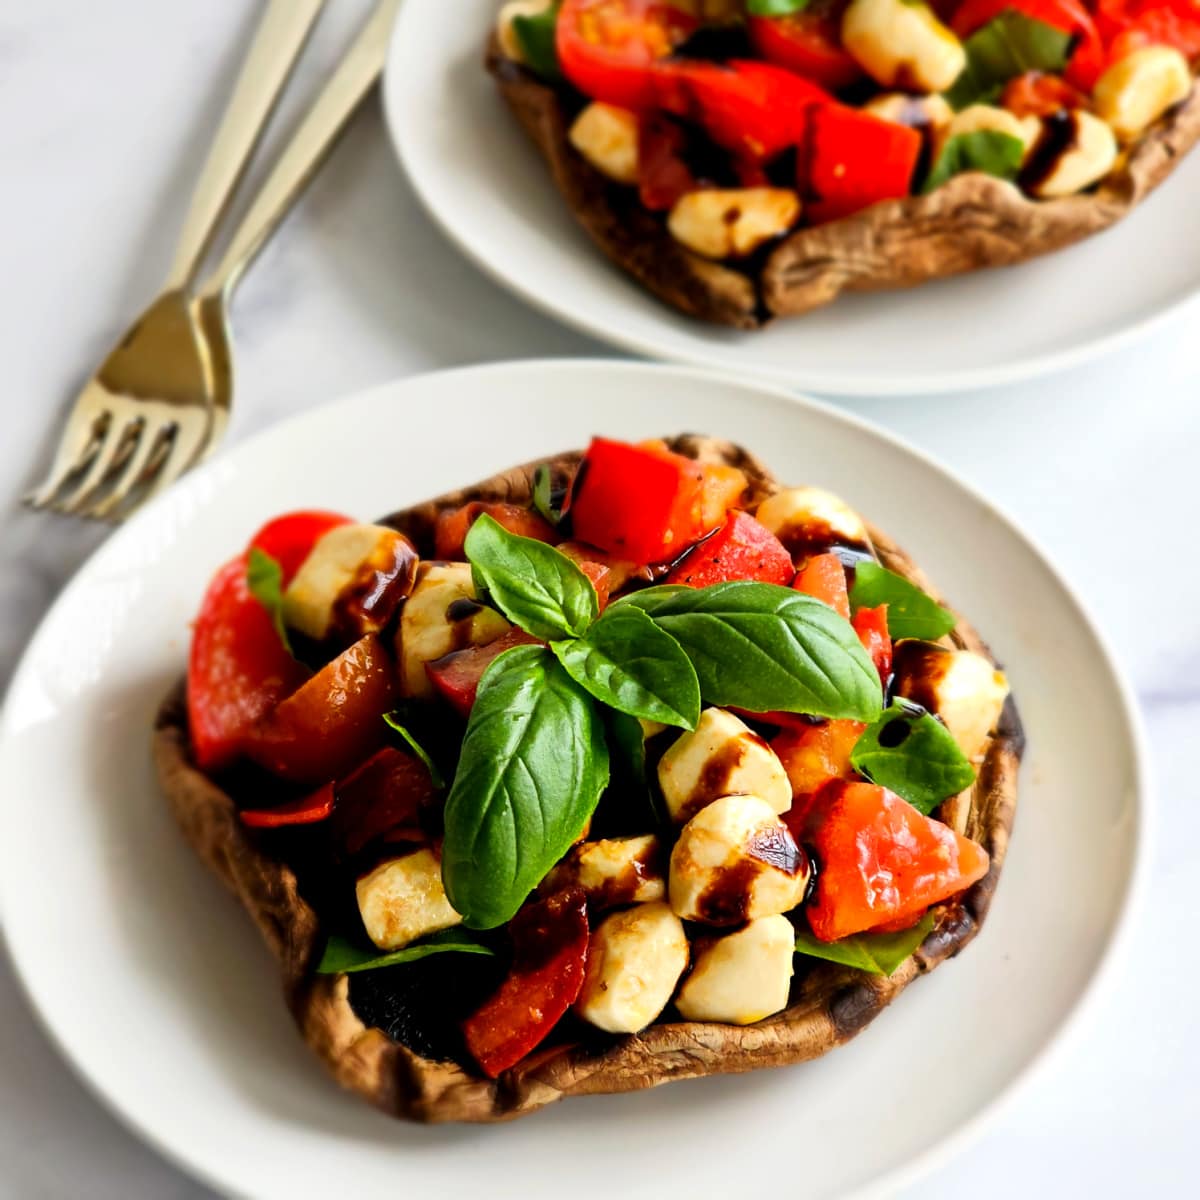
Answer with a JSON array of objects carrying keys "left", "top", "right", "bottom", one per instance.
[{"left": 0, "top": 2, "right": 1196, "bottom": 1196}]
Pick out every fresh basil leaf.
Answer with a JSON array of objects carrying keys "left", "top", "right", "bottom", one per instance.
[
  {"left": 532, "top": 463, "right": 563, "bottom": 527},
  {"left": 551, "top": 604, "right": 700, "bottom": 730},
  {"left": 850, "top": 703, "right": 975, "bottom": 814},
  {"left": 512, "top": 1, "right": 561, "bottom": 79},
  {"left": 849, "top": 561, "right": 956, "bottom": 641},
  {"left": 316, "top": 928, "right": 495, "bottom": 975},
  {"left": 923, "top": 129, "right": 1025, "bottom": 193},
  {"left": 383, "top": 711, "right": 446, "bottom": 790},
  {"left": 945, "top": 11, "right": 1073, "bottom": 110},
  {"left": 794, "top": 913, "right": 935, "bottom": 977},
  {"left": 465, "top": 513, "right": 598, "bottom": 642},
  {"left": 620, "top": 582, "right": 882, "bottom": 722},
  {"left": 442, "top": 645, "right": 609, "bottom": 929},
  {"left": 246, "top": 547, "right": 293, "bottom": 654},
  {"left": 747, "top": 0, "right": 812, "bottom": 14}
]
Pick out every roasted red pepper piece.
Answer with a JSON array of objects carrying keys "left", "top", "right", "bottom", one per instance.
[
  {"left": 1098, "top": 0, "right": 1200, "bottom": 61},
  {"left": 433, "top": 501, "right": 558, "bottom": 562},
  {"left": 186, "top": 557, "right": 311, "bottom": 772},
  {"left": 557, "top": 0, "right": 697, "bottom": 110},
  {"left": 638, "top": 113, "right": 697, "bottom": 211},
  {"left": 248, "top": 510, "right": 353, "bottom": 585},
  {"left": 425, "top": 629, "right": 542, "bottom": 718},
  {"left": 802, "top": 781, "right": 990, "bottom": 942},
  {"left": 792, "top": 550, "right": 851, "bottom": 619},
  {"left": 803, "top": 104, "right": 922, "bottom": 224},
  {"left": 952, "top": 0, "right": 1107, "bottom": 90},
  {"left": 555, "top": 541, "right": 613, "bottom": 609},
  {"left": 748, "top": 3, "right": 863, "bottom": 91},
  {"left": 239, "top": 782, "right": 335, "bottom": 828},
  {"left": 331, "top": 746, "right": 435, "bottom": 857},
  {"left": 773, "top": 719, "right": 866, "bottom": 822},
  {"left": 243, "top": 634, "right": 400, "bottom": 785},
  {"left": 665, "top": 510, "right": 794, "bottom": 588},
  {"left": 462, "top": 888, "right": 590, "bottom": 1078},
  {"left": 1001, "top": 70, "right": 1089, "bottom": 116},
  {"left": 566, "top": 437, "right": 745, "bottom": 564},
  {"left": 852, "top": 603, "right": 892, "bottom": 682},
  {"left": 654, "top": 58, "right": 830, "bottom": 160}
]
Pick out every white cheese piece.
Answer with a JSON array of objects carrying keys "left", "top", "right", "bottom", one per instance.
[
  {"left": 569, "top": 102, "right": 641, "bottom": 184},
  {"left": 574, "top": 902, "right": 689, "bottom": 1034},
  {"left": 675, "top": 915, "right": 796, "bottom": 1025},
  {"left": 842, "top": 0, "right": 966, "bottom": 94},
  {"left": 356, "top": 848, "right": 461, "bottom": 951},
  {"left": 543, "top": 834, "right": 666, "bottom": 909},
  {"left": 669, "top": 794, "right": 810, "bottom": 926},
  {"left": 658, "top": 708, "right": 792, "bottom": 823},
  {"left": 754, "top": 486, "right": 870, "bottom": 555}
]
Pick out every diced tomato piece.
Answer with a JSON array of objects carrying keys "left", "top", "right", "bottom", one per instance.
[
  {"left": 463, "top": 889, "right": 590, "bottom": 1078},
  {"left": 654, "top": 58, "right": 831, "bottom": 160},
  {"left": 331, "top": 747, "right": 435, "bottom": 857},
  {"left": 425, "top": 629, "right": 542, "bottom": 718},
  {"left": 1001, "top": 70, "right": 1089, "bottom": 116},
  {"left": 555, "top": 541, "right": 613, "bottom": 608},
  {"left": 803, "top": 781, "right": 990, "bottom": 942},
  {"left": 248, "top": 510, "right": 353, "bottom": 586},
  {"left": 802, "top": 104, "right": 921, "bottom": 224},
  {"left": 638, "top": 113, "right": 696, "bottom": 211},
  {"left": 557, "top": 0, "right": 697, "bottom": 109},
  {"left": 665, "top": 511, "right": 794, "bottom": 588},
  {"left": 565, "top": 437, "right": 745, "bottom": 564},
  {"left": 1098, "top": 0, "right": 1200, "bottom": 61},
  {"left": 748, "top": 3, "right": 863, "bottom": 91},
  {"left": 952, "top": 0, "right": 1107, "bottom": 90},
  {"left": 243, "top": 635, "right": 400, "bottom": 785},
  {"left": 186, "top": 557, "right": 311, "bottom": 772},
  {"left": 434, "top": 501, "right": 557, "bottom": 562},
  {"left": 792, "top": 551, "right": 851, "bottom": 619},
  {"left": 239, "top": 782, "right": 335, "bottom": 829},
  {"left": 852, "top": 604, "right": 892, "bottom": 682},
  {"left": 774, "top": 719, "right": 866, "bottom": 815}
]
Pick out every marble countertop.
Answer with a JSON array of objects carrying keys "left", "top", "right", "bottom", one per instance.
[{"left": 1, "top": 2, "right": 1196, "bottom": 1195}]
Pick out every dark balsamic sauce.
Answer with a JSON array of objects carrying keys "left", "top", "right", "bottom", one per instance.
[
  {"left": 446, "top": 596, "right": 484, "bottom": 622},
  {"left": 1019, "top": 110, "right": 1078, "bottom": 192}
]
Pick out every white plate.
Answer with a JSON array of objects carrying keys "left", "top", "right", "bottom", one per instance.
[
  {"left": 0, "top": 362, "right": 1146, "bottom": 1199},
  {"left": 384, "top": 0, "right": 1200, "bottom": 397}
]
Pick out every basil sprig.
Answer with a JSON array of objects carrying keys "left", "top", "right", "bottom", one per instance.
[
  {"left": 747, "top": 0, "right": 813, "bottom": 14},
  {"left": 795, "top": 913, "right": 935, "bottom": 977},
  {"left": 532, "top": 463, "right": 564, "bottom": 526},
  {"left": 851, "top": 703, "right": 975, "bottom": 814},
  {"left": 620, "top": 583, "right": 883, "bottom": 722},
  {"left": 466, "top": 514, "right": 597, "bottom": 640},
  {"left": 553, "top": 603, "right": 701, "bottom": 729},
  {"left": 246, "top": 547, "right": 293, "bottom": 654},
  {"left": 442, "top": 520, "right": 884, "bottom": 927},
  {"left": 442, "top": 645, "right": 609, "bottom": 929},
  {"left": 316, "top": 928, "right": 495, "bottom": 975},
  {"left": 850, "top": 561, "right": 956, "bottom": 641},
  {"left": 923, "top": 129, "right": 1025, "bottom": 193},
  {"left": 944, "top": 11, "right": 1073, "bottom": 110},
  {"left": 512, "top": 1, "right": 561, "bottom": 79},
  {"left": 383, "top": 711, "right": 446, "bottom": 790}
]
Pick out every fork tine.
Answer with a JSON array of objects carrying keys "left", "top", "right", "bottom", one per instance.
[
  {"left": 128, "top": 408, "right": 214, "bottom": 511},
  {"left": 25, "top": 406, "right": 109, "bottom": 508},
  {"left": 52, "top": 415, "right": 142, "bottom": 516},
  {"left": 82, "top": 416, "right": 173, "bottom": 522}
]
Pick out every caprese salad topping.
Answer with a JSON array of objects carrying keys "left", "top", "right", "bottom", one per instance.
[
  {"left": 494, "top": 0, "right": 1198, "bottom": 258},
  {"left": 186, "top": 437, "right": 1009, "bottom": 1077}
]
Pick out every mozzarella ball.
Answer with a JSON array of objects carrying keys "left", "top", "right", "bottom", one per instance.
[
  {"left": 398, "top": 562, "right": 510, "bottom": 696},
  {"left": 754, "top": 486, "right": 871, "bottom": 560},
  {"left": 543, "top": 834, "right": 666, "bottom": 909},
  {"left": 842, "top": 0, "right": 966, "bottom": 94},
  {"left": 574, "top": 902, "right": 689, "bottom": 1033},
  {"left": 658, "top": 708, "right": 792, "bottom": 823},
  {"left": 569, "top": 102, "right": 641, "bottom": 185},
  {"left": 1024, "top": 111, "right": 1118, "bottom": 198},
  {"left": 669, "top": 794, "right": 810, "bottom": 926},
  {"left": 675, "top": 915, "right": 796, "bottom": 1025},
  {"left": 667, "top": 188, "right": 801, "bottom": 260},
  {"left": 1094, "top": 45, "right": 1192, "bottom": 142},
  {"left": 356, "top": 848, "right": 461, "bottom": 950}
]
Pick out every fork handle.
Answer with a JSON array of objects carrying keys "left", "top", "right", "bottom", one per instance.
[
  {"left": 199, "top": 0, "right": 401, "bottom": 301},
  {"left": 164, "top": 0, "right": 328, "bottom": 293}
]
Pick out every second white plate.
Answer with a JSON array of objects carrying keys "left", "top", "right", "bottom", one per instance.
[
  {"left": 385, "top": 0, "right": 1200, "bottom": 397},
  {"left": 0, "top": 361, "right": 1145, "bottom": 1199}
]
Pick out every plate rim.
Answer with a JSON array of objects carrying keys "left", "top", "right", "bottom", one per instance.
[
  {"left": 382, "top": 0, "right": 1200, "bottom": 398},
  {"left": 0, "top": 359, "right": 1153, "bottom": 1199}
]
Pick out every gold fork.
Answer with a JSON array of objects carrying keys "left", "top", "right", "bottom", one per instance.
[
  {"left": 26, "top": 0, "right": 327, "bottom": 519},
  {"left": 29, "top": 0, "right": 402, "bottom": 521}
]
